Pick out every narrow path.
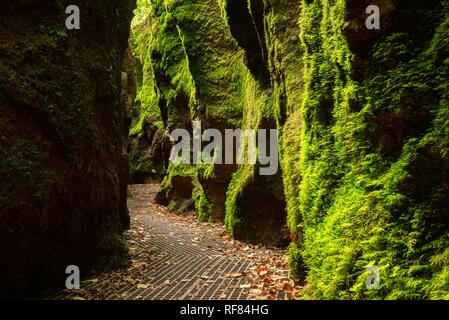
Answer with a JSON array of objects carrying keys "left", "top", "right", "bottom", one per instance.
[{"left": 49, "top": 184, "right": 297, "bottom": 300}]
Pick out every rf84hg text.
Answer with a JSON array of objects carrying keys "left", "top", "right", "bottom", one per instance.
[{"left": 224, "top": 304, "right": 269, "bottom": 316}]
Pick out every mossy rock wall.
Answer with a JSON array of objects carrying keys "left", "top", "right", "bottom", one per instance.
[
  {"left": 132, "top": 0, "right": 449, "bottom": 298},
  {"left": 286, "top": 0, "right": 449, "bottom": 299},
  {"left": 0, "top": 0, "right": 136, "bottom": 297}
]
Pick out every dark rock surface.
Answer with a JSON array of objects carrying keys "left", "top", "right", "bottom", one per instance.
[
  {"left": 129, "top": 118, "right": 167, "bottom": 183},
  {"left": 0, "top": 0, "right": 136, "bottom": 297},
  {"left": 232, "top": 172, "right": 289, "bottom": 247}
]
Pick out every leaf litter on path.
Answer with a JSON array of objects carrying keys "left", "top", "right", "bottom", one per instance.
[{"left": 51, "top": 184, "right": 301, "bottom": 300}]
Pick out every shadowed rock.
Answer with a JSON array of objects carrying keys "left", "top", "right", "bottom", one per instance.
[{"left": 0, "top": 0, "right": 136, "bottom": 298}]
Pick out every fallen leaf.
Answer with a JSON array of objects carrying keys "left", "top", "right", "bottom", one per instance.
[
  {"left": 249, "top": 289, "right": 263, "bottom": 296},
  {"left": 258, "top": 267, "right": 268, "bottom": 277},
  {"left": 282, "top": 282, "right": 294, "bottom": 292},
  {"left": 224, "top": 272, "right": 243, "bottom": 278}
]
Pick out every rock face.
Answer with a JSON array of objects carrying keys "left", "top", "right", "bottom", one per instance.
[
  {"left": 0, "top": 0, "right": 136, "bottom": 297},
  {"left": 128, "top": 118, "right": 167, "bottom": 183},
  {"left": 130, "top": 0, "right": 291, "bottom": 246},
  {"left": 285, "top": 0, "right": 449, "bottom": 299},
  {"left": 133, "top": 0, "right": 449, "bottom": 299}
]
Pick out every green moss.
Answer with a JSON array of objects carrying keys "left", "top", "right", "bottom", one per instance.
[
  {"left": 288, "top": 242, "right": 302, "bottom": 281},
  {"left": 284, "top": 0, "right": 449, "bottom": 299},
  {"left": 224, "top": 71, "right": 272, "bottom": 235},
  {"left": 132, "top": 0, "right": 449, "bottom": 299},
  {"left": 193, "top": 184, "right": 213, "bottom": 222},
  {"left": 159, "top": 163, "right": 195, "bottom": 190},
  {"left": 131, "top": 0, "right": 163, "bottom": 135},
  {"left": 133, "top": 0, "right": 250, "bottom": 211}
]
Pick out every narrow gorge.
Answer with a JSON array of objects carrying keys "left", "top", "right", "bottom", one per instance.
[{"left": 1, "top": 0, "right": 449, "bottom": 300}]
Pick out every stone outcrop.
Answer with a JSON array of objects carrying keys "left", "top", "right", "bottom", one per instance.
[
  {"left": 0, "top": 0, "right": 136, "bottom": 297},
  {"left": 129, "top": 118, "right": 167, "bottom": 183}
]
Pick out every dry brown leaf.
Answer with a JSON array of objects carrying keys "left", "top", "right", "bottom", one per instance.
[
  {"left": 224, "top": 272, "right": 243, "bottom": 278},
  {"left": 258, "top": 267, "right": 268, "bottom": 277},
  {"left": 283, "top": 283, "right": 294, "bottom": 292},
  {"left": 249, "top": 289, "right": 263, "bottom": 296}
]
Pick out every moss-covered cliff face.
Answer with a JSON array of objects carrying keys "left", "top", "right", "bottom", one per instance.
[
  {"left": 131, "top": 0, "right": 291, "bottom": 245},
  {"left": 289, "top": 0, "right": 449, "bottom": 299},
  {"left": 132, "top": 0, "right": 449, "bottom": 299},
  {"left": 0, "top": 0, "right": 136, "bottom": 297}
]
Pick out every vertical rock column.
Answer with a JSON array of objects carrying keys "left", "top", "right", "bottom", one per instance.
[{"left": 0, "top": 0, "right": 136, "bottom": 297}]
